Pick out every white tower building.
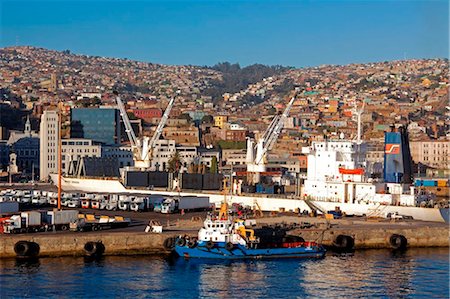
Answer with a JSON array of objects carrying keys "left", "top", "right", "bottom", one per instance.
[{"left": 39, "top": 110, "right": 59, "bottom": 181}]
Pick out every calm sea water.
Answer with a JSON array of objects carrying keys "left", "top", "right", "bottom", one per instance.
[{"left": 0, "top": 248, "right": 448, "bottom": 298}]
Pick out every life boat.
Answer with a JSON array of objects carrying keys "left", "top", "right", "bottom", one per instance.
[{"left": 339, "top": 168, "right": 364, "bottom": 175}]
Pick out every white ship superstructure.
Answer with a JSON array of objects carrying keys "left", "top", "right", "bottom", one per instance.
[{"left": 303, "top": 139, "right": 414, "bottom": 206}]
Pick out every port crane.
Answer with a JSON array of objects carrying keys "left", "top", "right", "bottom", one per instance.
[
  {"left": 115, "top": 93, "right": 176, "bottom": 169},
  {"left": 246, "top": 95, "right": 296, "bottom": 184}
]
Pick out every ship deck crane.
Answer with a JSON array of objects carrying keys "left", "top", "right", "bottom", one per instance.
[
  {"left": 246, "top": 95, "right": 296, "bottom": 184},
  {"left": 115, "top": 92, "right": 176, "bottom": 169}
]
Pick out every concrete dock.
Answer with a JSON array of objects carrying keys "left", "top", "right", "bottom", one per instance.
[{"left": 0, "top": 216, "right": 448, "bottom": 258}]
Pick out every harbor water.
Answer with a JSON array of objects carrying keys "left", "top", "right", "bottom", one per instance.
[{"left": 0, "top": 248, "right": 448, "bottom": 298}]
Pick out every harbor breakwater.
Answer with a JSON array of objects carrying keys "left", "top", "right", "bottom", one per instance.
[{"left": 0, "top": 222, "right": 448, "bottom": 258}]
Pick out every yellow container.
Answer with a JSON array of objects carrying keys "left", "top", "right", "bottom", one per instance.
[{"left": 437, "top": 180, "right": 448, "bottom": 187}]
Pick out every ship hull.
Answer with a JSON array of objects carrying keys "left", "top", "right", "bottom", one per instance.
[{"left": 175, "top": 242, "right": 326, "bottom": 259}]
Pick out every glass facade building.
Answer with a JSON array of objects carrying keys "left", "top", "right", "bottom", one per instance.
[{"left": 71, "top": 108, "right": 121, "bottom": 145}]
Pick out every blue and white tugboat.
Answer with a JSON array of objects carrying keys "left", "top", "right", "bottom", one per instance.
[{"left": 174, "top": 203, "right": 326, "bottom": 259}]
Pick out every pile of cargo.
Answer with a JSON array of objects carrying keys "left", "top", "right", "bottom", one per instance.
[
  {"left": 0, "top": 188, "right": 213, "bottom": 215},
  {"left": 71, "top": 213, "right": 130, "bottom": 232},
  {"left": 79, "top": 194, "right": 167, "bottom": 212},
  {"left": 414, "top": 179, "right": 448, "bottom": 187},
  {"left": 0, "top": 189, "right": 167, "bottom": 212},
  {"left": 255, "top": 184, "right": 285, "bottom": 194},
  {"left": 0, "top": 189, "right": 77, "bottom": 207}
]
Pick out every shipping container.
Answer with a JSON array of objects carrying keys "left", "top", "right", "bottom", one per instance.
[
  {"left": 125, "top": 171, "right": 149, "bottom": 187},
  {"left": 265, "top": 186, "right": 275, "bottom": 194},
  {"left": 437, "top": 179, "right": 448, "bottom": 187},
  {"left": 242, "top": 185, "right": 256, "bottom": 193},
  {"left": 148, "top": 172, "right": 169, "bottom": 187},
  {"left": 202, "top": 173, "right": 222, "bottom": 190},
  {"left": 20, "top": 211, "right": 42, "bottom": 226},
  {"left": 182, "top": 173, "right": 203, "bottom": 190},
  {"left": 256, "top": 184, "right": 264, "bottom": 193},
  {"left": 422, "top": 180, "right": 437, "bottom": 187},
  {"left": 178, "top": 196, "right": 210, "bottom": 210},
  {"left": 0, "top": 201, "right": 19, "bottom": 214},
  {"left": 47, "top": 210, "right": 79, "bottom": 225}
]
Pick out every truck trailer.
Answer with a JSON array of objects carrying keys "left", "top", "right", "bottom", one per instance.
[{"left": 161, "top": 196, "right": 210, "bottom": 214}]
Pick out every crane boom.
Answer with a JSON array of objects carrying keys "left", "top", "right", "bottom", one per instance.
[
  {"left": 141, "top": 96, "right": 176, "bottom": 162},
  {"left": 116, "top": 95, "right": 140, "bottom": 155},
  {"left": 149, "top": 97, "right": 175, "bottom": 148},
  {"left": 255, "top": 96, "right": 295, "bottom": 164},
  {"left": 261, "top": 114, "right": 280, "bottom": 145},
  {"left": 115, "top": 91, "right": 176, "bottom": 169}
]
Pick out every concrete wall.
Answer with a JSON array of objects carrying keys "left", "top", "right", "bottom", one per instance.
[
  {"left": 0, "top": 232, "right": 178, "bottom": 258},
  {"left": 291, "top": 225, "right": 449, "bottom": 249},
  {"left": 1, "top": 224, "right": 448, "bottom": 258}
]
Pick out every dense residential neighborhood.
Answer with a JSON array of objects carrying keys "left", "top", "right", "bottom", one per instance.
[{"left": 0, "top": 46, "right": 448, "bottom": 180}]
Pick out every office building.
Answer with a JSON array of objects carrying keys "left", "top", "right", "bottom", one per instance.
[
  {"left": 40, "top": 110, "right": 59, "bottom": 181},
  {"left": 71, "top": 108, "right": 121, "bottom": 145}
]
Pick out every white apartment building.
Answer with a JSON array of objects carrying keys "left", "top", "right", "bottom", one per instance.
[
  {"left": 61, "top": 139, "right": 101, "bottom": 174},
  {"left": 410, "top": 140, "right": 449, "bottom": 169},
  {"left": 39, "top": 110, "right": 59, "bottom": 181},
  {"left": 228, "top": 122, "right": 246, "bottom": 130},
  {"left": 222, "top": 149, "right": 247, "bottom": 165},
  {"left": 176, "top": 145, "right": 197, "bottom": 170},
  {"left": 151, "top": 139, "right": 176, "bottom": 171}
]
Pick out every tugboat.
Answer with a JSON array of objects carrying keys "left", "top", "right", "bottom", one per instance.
[{"left": 174, "top": 203, "right": 326, "bottom": 259}]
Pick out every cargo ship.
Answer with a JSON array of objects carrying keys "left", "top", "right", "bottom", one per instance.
[
  {"left": 51, "top": 128, "right": 449, "bottom": 223},
  {"left": 174, "top": 203, "right": 326, "bottom": 259}
]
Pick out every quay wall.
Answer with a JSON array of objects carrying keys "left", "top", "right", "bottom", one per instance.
[
  {"left": 291, "top": 225, "right": 449, "bottom": 249},
  {"left": 0, "top": 225, "right": 448, "bottom": 258},
  {"left": 0, "top": 232, "right": 178, "bottom": 258}
]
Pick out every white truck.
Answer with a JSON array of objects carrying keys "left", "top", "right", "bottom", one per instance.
[
  {"left": 160, "top": 196, "right": 210, "bottom": 214},
  {"left": 3, "top": 211, "right": 44, "bottom": 233}
]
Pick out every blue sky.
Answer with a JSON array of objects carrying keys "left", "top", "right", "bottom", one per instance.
[{"left": 1, "top": 0, "right": 448, "bottom": 67}]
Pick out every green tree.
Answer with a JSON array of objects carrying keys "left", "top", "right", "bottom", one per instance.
[
  {"left": 168, "top": 151, "right": 182, "bottom": 173},
  {"left": 210, "top": 156, "right": 218, "bottom": 174},
  {"left": 202, "top": 114, "right": 214, "bottom": 124}
]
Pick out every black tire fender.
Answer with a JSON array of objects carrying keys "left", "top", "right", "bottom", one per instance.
[
  {"left": 187, "top": 238, "right": 197, "bottom": 248},
  {"left": 14, "top": 241, "right": 40, "bottom": 258},
  {"left": 163, "top": 238, "right": 175, "bottom": 250},
  {"left": 205, "top": 240, "right": 214, "bottom": 249},
  {"left": 389, "top": 234, "right": 407, "bottom": 250},
  {"left": 334, "top": 235, "right": 355, "bottom": 251},
  {"left": 84, "top": 241, "right": 105, "bottom": 257},
  {"left": 225, "top": 242, "right": 234, "bottom": 251},
  {"left": 176, "top": 238, "right": 186, "bottom": 247}
]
